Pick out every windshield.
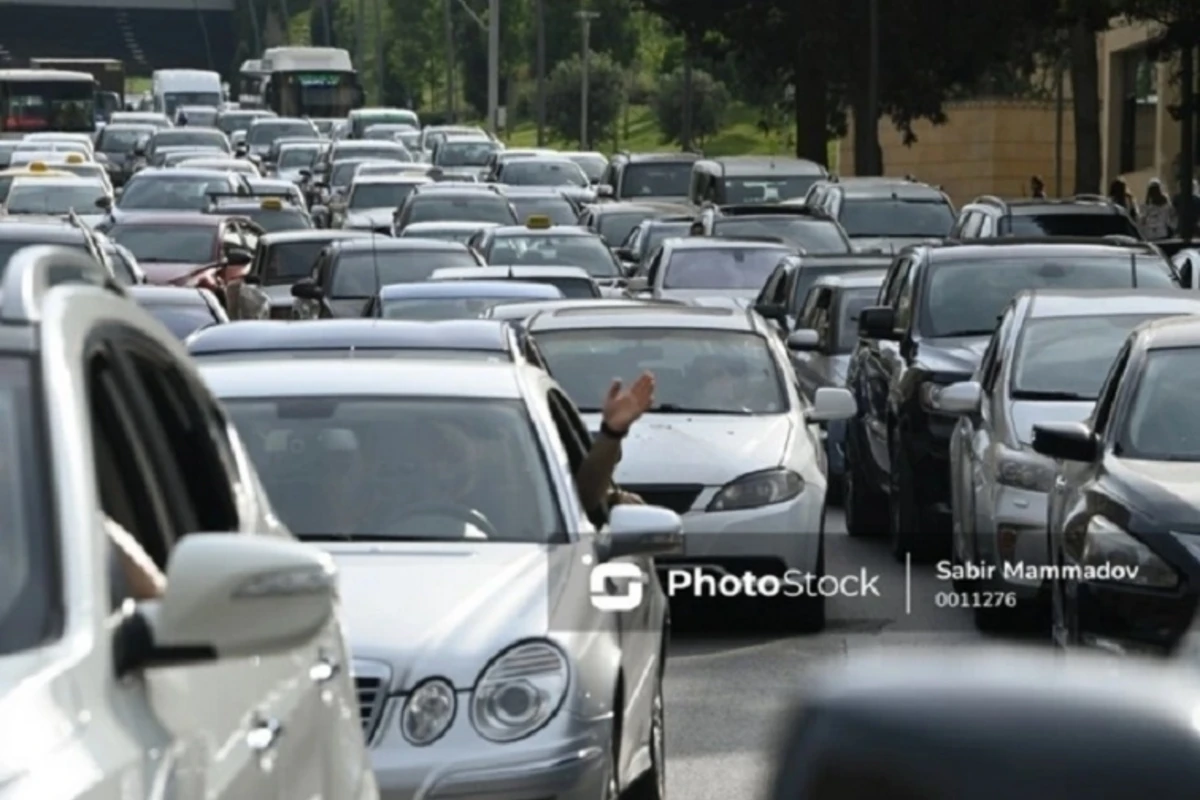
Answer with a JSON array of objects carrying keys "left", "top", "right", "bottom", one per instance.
[
  {"left": 224, "top": 397, "right": 562, "bottom": 541},
  {"left": 1001, "top": 213, "right": 1141, "bottom": 238},
  {"left": 1011, "top": 314, "right": 1162, "bottom": 400},
  {"left": 509, "top": 196, "right": 578, "bottom": 226},
  {"left": 349, "top": 182, "right": 418, "bottom": 209},
  {"left": 0, "top": 358, "right": 55, "bottom": 655},
  {"left": 839, "top": 199, "right": 955, "bottom": 237},
  {"left": 353, "top": 111, "right": 418, "bottom": 134},
  {"left": 540, "top": 277, "right": 599, "bottom": 298},
  {"left": 398, "top": 227, "right": 476, "bottom": 243},
  {"left": 279, "top": 146, "right": 319, "bottom": 168},
  {"left": 248, "top": 121, "right": 317, "bottom": 144},
  {"left": 382, "top": 296, "right": 527, "bottom": 320},
  {"left": 406, "top": 196, "right": 516, "bottom": 225},
  {"left": 1119, "top": 349, "right": 1200, "bottom": 460},
  {"left": 836, "top": 288, "right": 881, "bottom": 351},
  {"left": 118, "top": 176, "right": 230, "bottom": 210},
  {"left": 597, "top": 212, "right": 653, "bottom": 247},
  {"left": 724, "top": 177, "right": 820, "bottom": 203},
  {"left": 0, "top": 240, "right": 90, "bottom": 276},
  {"left": 164, "top": 92, "right": 221, "bottom": 114},
  {"left": 663, "top": 247, "right": 790, "bottom": 289},
  {"left": 922, "top": 256, "right": 1177, "bottom": 338},
  {"left": 332, "top": 250, "right": 477, "bottom": 296},
  {"left": 331, "top": 160, "right": 375, "bottom": 188},
  {"left": 536, "top": 329, "right": 787, "bottom": 414},
  {"left": 566, "top": 154, "right": 606, "bottom": 182},
  {"left": 151, "top": 130, "right": 228, "bottom": 152},
  {"left": 97, "top": 127, "right": 151, "bottom": 153},
  {"left": 501, "top": 160, "right": 588, "bottom": 187},
  {"left": 620, "top": 163, "right": 692, "bottom": 197},
  {"left": 436, "top": 141, "right": 500, "bottom": 167},
  {"left": 5, "top": 184, "right": 104, "bottom": 214},
  {"left": 146, "top": 305, "right": 218, "bottom": 338},
  {"left": 262, "top": 240, "right": 331, "bottom": 283},
  {"left": 110, "top": 226, "right": 213, "bottom": 263},
  {"left": 487, "top": 234, "right": 619, "bottom": 277},
  {"left": 713, "top": 217, "right": 851, "bottom": 253}
]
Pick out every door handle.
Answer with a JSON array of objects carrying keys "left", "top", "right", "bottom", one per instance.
[
  {"left": 246, "top": 717, "right": 283, "bottom": 753},
  {"left": 310, "top": 653, "right": 341, "bottom": 684}
]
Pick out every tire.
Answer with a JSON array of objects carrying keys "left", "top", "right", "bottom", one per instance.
[
  {"left": 844, "top": 423, "right": 887, "bottom": 538},
  {"left": 888, "top": 441, "right": 938, "bottom": 563},
  {"left": 624, "top": 682, "right": 665, "bottom": 800},
  {"left": 771, "top": 532, "right": 826, "bottom": 633}
]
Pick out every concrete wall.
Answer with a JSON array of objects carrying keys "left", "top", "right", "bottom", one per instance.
[{"left": 838, "top": 100, "right": 1075, "bottom": 207}]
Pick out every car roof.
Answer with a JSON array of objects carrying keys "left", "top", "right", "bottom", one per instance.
[
  {"left": 352, "top": 174, "right": 431, "bottom": 185},
  {"left": 500, "top": 186, "right": 577, "bottom": 197},
  {"left": 9, "top": 177, "right": 96, "bottom": 188},
  {"left": 260, "top": 229, "right": 375, "bottom": 245},
  {"left": 811, "top": 271, "right": 887, "bottom": 290},
  {"left": 1021, "top": 289, "right": 1200, "bottom": 319},
  {"left": 127, "top": 285, "right": 209, "bottom": 305},
  {"left": 199, "top": 359, "right": 524, "bottom": 400},
  {"left": 410, "top": 189, "right": 506, "bottom": 200},
  {"left": 188, "top": 319, "right": 515, "bottom": 353},
  {"left": 379, "top": 280, "right": 562, "bottom": 299},
  {"left": 334, "top": 140, "right": 408, "bottom": 149},
  {"left": 0, "top": 221, "right": 85, "bottom": 241},
  {"left": 331, "top": 237, "right": 469, "bottom": 252},
  {"left": 928, "top": 241, "right": 1153, "bottom": 263},
  {"left": 1138, "top": 315, "right": 1200, "bottom": 349},
  {"left": 130, "top": 168, "right": 237, "bottom": 179},
  {"left": 618, "top": 152, "right": 701, "bottom": 163},
  {"left": 432, "top": 266, "right": 590, "bottom": 279},
  {"left": 839, "top": 182, "right": 948, "bottom": 200},
  {"left": 999, "top": 199, "right": 1122, "bottom": 214},
  {"left": 795, "top": 253, "right": 893, "bottom": 268},
  {"left": 527, "top": 303, "right": 757, "bottom": 332}
]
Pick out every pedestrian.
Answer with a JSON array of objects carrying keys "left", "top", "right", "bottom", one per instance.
[
  {"left": 1140, "top": 178, "right": 1176, "bottom": 241},
  {"left": 1030, "top": 175, "right": 1046, "bottom": 198},
  {"left": 1109, "top": 178, "right": 1138, "bottom": 222}
]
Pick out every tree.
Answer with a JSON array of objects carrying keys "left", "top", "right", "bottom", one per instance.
[
  {"left": 652, "top": 66, "right": 730, "bottom": 145},
  {"left": 545, "top": 51, "right": 626, "bottom": 146}
]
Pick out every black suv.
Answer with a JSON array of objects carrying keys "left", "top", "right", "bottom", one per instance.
[
  {"left": 843, "top": 238, "right": 1177, "bottom": 559},
  {"left": 950, "top": 195, "right": 1142, "bottom": 240},
  {"left": 598, "top": 152, "right": 700, "bottom": 204},
  {"left": 805, "top": 177, "right": 955, "bottom": 252}
]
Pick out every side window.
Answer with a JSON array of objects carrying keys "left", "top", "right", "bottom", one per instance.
[
  {"left": 810, "top": 289, "right": 833, "bottom": 343},
  {"left": 959, "top": 211, "right": 981, "bottom": 238},
  {"left": 1093, "top": 342, "right": 1133, "bottom": 435},
  {"left": 645, "top": 247, "right": 665, "bottom": 286},
  {"left": 315, "top": 250, "right": 333, "bottom": 289},
  {"left": 882, "top": 258, "right": 911, "bottom": 307},
  {"left": 781, "top": 268, "right": 801, "bottom": 315},
  {"left": 980, "top": 309, "right": 1014, "bottom": 392},
  {"left": 893, "top": 262, "right": 917, "bottom": 330},
  {"left": 978, "top": 214, "right": 996, "bottom": 237},
  {"left": 757, "top": 264, "right": 785, "bottom": 305},
  {"left": 546, "top": 389, "right": 590, "bottom": 477},
  {"left": 798, "top": 286, "right": 824, "bottom": 327},
  {"left": 522, "top": 335, "right": 549, "bottom": 370}
]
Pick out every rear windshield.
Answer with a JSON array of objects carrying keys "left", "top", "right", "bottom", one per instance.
[
  {"left": 1001, "top": 213, "right": 1141, "bottom": 238},
  {"left": 263, "top": 240, "right": 337, "bottom": 283},
  {"left": 619, "top": 162, "right": 691, "bottom": 198},
  {"left": 248, "top": 120, "right": 318, "bottom": 144},
  {"left": 663, "top": 247, "right": 790, "bottom": 290},
  {"left": 722, "top": 176, "right": 820, "bottom": 204},
  {"left": 332, "top": 250, "right": 478, "bottom": 296},
  {"left": 838, "top": 199, "right": 955, "bottom": 238},
  {"left": 713, "top": 217, "right": 850, "bottom": 254},
  {"left": 405, "top": 196, "right": 517, "bottom": 225}
]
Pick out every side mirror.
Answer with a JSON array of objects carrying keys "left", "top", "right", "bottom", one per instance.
[
  {"left": 787, "top": 328, "right": 821, "bottom": 351},
  {"left": 224, "top": 247, "right": 253, "bottom": 266},
  {"left": 807, "top": 387, "right": 857, "bottom": 423},
  {"left": 291, "top": 278, "right": 323, "bottom": 300},
  {"left": 597, "top": 184, "right": 614, "bottom": 199},
  {"left": 614, "top": 246, "right": 633, "bottom": 261},
  {"left": 927, "top": 381, "right": 981, "bottom": 415},
  {"left": 626, "top": 276, "right": 648, "bottom": 291},
  {"left": 606, "top": 504, "right": 683, "bottom": 558},
  {"left": 1032, "top": 421, "right": 1098, "bottom": 462},
  {"left": 95, "top": 195, "right": 113, "bottom": 211},
  {"left": 145, "top": 533, "right": 335, "bottom": 661},
  {"left": 755, "top": 302, "right": 785, "bottom": 322},
  {"left": 858, "top": 306, "right": 899, "bottom": 340}
]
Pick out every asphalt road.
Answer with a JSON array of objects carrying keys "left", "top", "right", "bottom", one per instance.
[{"left": 662, "top": 509, "right": 1046, "bottom": 800}]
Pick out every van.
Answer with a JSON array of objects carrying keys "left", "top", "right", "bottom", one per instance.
[{"left": 151, "top": 69, "right": 223, "bottom": 117}]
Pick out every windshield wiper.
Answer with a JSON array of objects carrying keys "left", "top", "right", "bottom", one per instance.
[
  {"left": 1011, "top": 390, "right": 1090, "bottom": 401},
  {"left": 652, "top": 403, "right": 750, "bottom": 415}
]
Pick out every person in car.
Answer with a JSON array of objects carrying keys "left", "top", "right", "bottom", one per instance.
[
  {"left": 106, "top": 517, "right": 166, "bottom": 601},
  {"left": 577, "top": 372, "right": 655, "bottom": 519}
]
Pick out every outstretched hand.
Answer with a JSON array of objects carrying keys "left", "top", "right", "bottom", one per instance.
[{"left": 602, "top": 372, "right": 655, "bottom": 434}]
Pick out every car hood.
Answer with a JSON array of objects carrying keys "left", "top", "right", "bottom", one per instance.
[
  {"left": 850, "top": 236, "right": 939, "bottom": 254},
  {"left": 1108, "top": 460, "right": 1200, "bottom": 528},
  {"left": 140, "top": 260, "right": 211, "bottom": 284},
  {"left": 1010, "top": 400, "right": 1094, "bottom": 445},
  {"left": 917, "top": 335, "right": 991, "bottom": 376},
  {"left": 658, "top": 289, "right": 758, "bottom": 304},
  {"left": 344, "top": 209, "right": 392, "bottom": 228},
  {"left": 323, "top": 541, "right": 589, "bottom": 690},
  {"left": 580, "top": 412, "right": 792, "bottom": 484}
]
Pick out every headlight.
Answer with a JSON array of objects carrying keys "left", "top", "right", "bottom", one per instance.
[
  {"left": 400, "top": 678, "right": 456, "bottom": 746},
  {"left": 707, "top": 468, "right": 803, "bottom": 512},
  {"left": 1081, "top": 515, "right": 1177, "bottom": 588},
  {"left": 994, "top": 445, "right": 1054, "bottom": 492},
  {"left": 470, "top": 640, "right": 569, "bottom": 743}
]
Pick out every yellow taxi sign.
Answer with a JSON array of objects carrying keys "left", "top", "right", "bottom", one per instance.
[
  {"left": 260, "top": 198, "right": 283, "bottom": 210},
  {"left": 525, "top": 214, "right": 552, "bottom": 229},
  {"left": 28, "top": 162, "right": 47, "bottom": 172},
  {"left": 65, "top": 153, "right": 84, "bottom": 164}
]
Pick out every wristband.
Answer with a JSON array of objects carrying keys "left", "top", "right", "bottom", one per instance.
[{"left": 600, "top": 421, "right": 628, "bottom": 439}]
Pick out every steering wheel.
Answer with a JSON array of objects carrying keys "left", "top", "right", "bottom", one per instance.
[{"left": 383, "top": 503, "right": 500, "bottom": 540}]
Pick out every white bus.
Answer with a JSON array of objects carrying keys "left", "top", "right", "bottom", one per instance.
[
  {"left": 0, "top": 69, "right": 96, "bottom": 137},
  {"left": 259, "top": 47, "right": 363, "bottom": 119},
  {"left": 151, "top": 69, "right": 222, "bottom": 117}
]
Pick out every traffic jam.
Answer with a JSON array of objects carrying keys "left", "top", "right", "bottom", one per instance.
[{"left": 6, "top": 45, "right": 1200, "bottom": 800}]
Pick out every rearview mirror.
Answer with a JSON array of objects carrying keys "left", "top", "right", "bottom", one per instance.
[
  {"left": 291, "top": 278, "right": 322, "bottom": 300},
  {"left": 145, "top": 533, "right": 335, "bottom": 662},
  {"left": 606, "top": 504, "right": 683, "bottom": 558},
  {"left": 807, "top": 387, "right": 856, "bottom": 423},
  {"left": 1032, "top": 421, "right": 1098, "bottom": 462},
  {"left": 787, "top": 329, "right": 820, "bottom": 351},
  {"left": 626, "top": 276, "right": 648, "bottom": 291},
  {"left": 928, "top": 381, "right": 981, "bottom": 415},
  {"left": 858, "top": 306, "right": 898, "bottom": 340}
]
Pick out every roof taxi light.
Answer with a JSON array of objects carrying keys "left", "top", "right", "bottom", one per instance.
[
  {"left": 66, "top": 153, "right": 84, "bottom": 164},
  {"left": 526, "top": 214, "right": 552, "bottom": 229},
  {"left": 260, "top": 198, "right": 284, "bottom": 210},
  {"left": 29, "top": 162, "right": 47, "bottom": 172}
]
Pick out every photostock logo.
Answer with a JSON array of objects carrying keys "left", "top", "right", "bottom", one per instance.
[{"left": 586, "top": 555, "right": 645, "bottom": 611}]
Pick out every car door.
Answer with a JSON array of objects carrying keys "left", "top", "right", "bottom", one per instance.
[
  {"left": 860, "top": 257, "right": 910, "bottom": 478},
  {"left": 792, "top": 286, "right": 832, "bottom": 399},
  {"left": 969, "top": 310, "right": 1015, "bottom": 546}
]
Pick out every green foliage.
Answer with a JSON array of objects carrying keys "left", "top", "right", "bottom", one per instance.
[
  {"left": 545, "top": 51, "right": 627, "bottom": 146},
  {"left": 651, "top": 66, "right": 729, "bottom": 145}
]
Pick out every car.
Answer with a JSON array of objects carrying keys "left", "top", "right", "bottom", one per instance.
[
  {"left": 393, "top": 186, "right": 519, "bottom": 232},
  {"left": 291, "top": 237, "right": 484, "bottom": 319},
  {"left": 0, "top": 217, "right": 118, "bottom": 279},
  {"left": 614, "top": 216, "right": 694, "bottom": 274},
  {"left": 577, "top": 200, "right": 694, "bottom": 248},
  {"left": 468, "top": 218, "right": 626, "bottom": 288},
  {"left": 347, "top": 107, "right": 421, "bottom": 138},
  {"left": 173, "top": 104, "right": 219, "bottom": 127},
  {"left": 2, "top": 176, "right": 109, "bottom": 224},
  {"left": 842, "top": 239, "right": 1180, "bottom": 558},
  {"left": 630, "top": 237, "right": 799, "bottom": 303},
  {"left": 951, "top": 194, "right": 1143, "bottom": 239},
  {"left": 492, "top": 156, "right": 591, "bottom": 191},
  {"left": 501, "top": 186, "right": 583, "bottom": 226},
  {"left": 94, "top": 123, "right": 158, "bottom": 186},
  {"left": 244, "top": 116, "right": 320, "bottom": 159},
  {"left": 695, "top": 203, "right": 854, "bottom": 254},
  {"left": 418, "top": 124, "right": 490, "bottom": 156},
  {"left": 598, "top": 151, "right": 702, "bottom": 204},
  {"left": 215, "top": 107, "right": 275, "bottom": 137},
  {"left": 0, "top": 245, "right": 376, "bottom": 800},
  {"left": 196, "top": 356, "right": 681, "bottom": 800},
  {"left": 225, "top": 229, "right": 375, "bottom": 320},
  {"left": 273, "top": 141, "right": 324, "bottom": 183},
  {"left": 785, "top": 271, "right": 887, "bottom": 500},
  {"left": 158, "top": 147, "right": 229, "bottom": 167},
  {"left": 0, "top": 161, "right": 75, "bottom": 204},
  {"left": 526, "top": 303, "right": 858, "bottom": 630},
  {"left": 318, "top": 158, "right": 400, "bottom": 207},
  {"left": 361, "top": 122, "right": 418, "bottom": 142},
  {"left": 752, "top": 252, "right": 892, "bottom": 335},
  {"left": 481, "top": 147, "right": 557, "bottom": 181},
  {"left": 127, "top": 284, "right": 229, "bottom": 338},
  {"left": 803, "top": 176, "right": 955, "bottom": 253},
  {"left": 365, "top": 279, "right": 564, "bottom": 319},
  {"left": 429, "top": 134, "right": 502, "bottom": 173},
  {"left": 205, "top": 194, "right": 313, "bottom": 233},
  {"left": 942, "top": 289, "right": 1200, "bottom": 631},
  {"left": 1033, "top": 314, "right": 1200, "bottom": 654},
  {"left": 318, "top": 140, "right": 412, "bottom": 177},
  {"left": 430, "top": 265, "right": 604, "bottom": 299},
  {"left": 558, "top": 150, "right": 608, "bottom": 184},
  {"left": 395, "top": 220, "right": 500, "bottom": 244},
  {"left": 103, "top": 213, "right": 261, "bottom": 288},
  {"left": 138, "top": 128, "right": 231, "bottom": 167},
  {"left": 261, "top": 134, "right": 323, "bottom": 172},
  {"left": 188, "top": 319, "right": 541, "bottom": 365},
  {"left": 336, "top": 174, "right": 433, "bottom": 231},
  {"left": 101, "top": 168, "right": 252, "bottom": 218},
  {"left": 352, "top": 161, "right": 432, "bottom": 180}
]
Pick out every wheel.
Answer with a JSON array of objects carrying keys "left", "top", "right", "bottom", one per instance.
[
  {"left": 624, "top": 682, "right": 665, "bottom": 800},
  {"left": 843, "top": 424, "right": 887, "bottom": 538},
  {"left": 888, "top": 441, "right": 938, "bottom": 563}
]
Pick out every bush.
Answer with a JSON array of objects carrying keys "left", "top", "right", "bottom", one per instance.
[
  {"left": 545, "top": 51, "right": 626, "bottom": 147},
  {"left": 651, "top": 66, "right": 730, "bottom": 147}
]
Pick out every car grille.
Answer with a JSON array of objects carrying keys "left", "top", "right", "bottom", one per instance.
[
  {"left": 623, "top": 484, "right": 702, "bottom": 514},
  {"left": 353, "top": 660, "right": 390, "bottom": 743}
]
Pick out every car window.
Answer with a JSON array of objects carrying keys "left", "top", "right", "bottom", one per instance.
[
  {"left": 1011, "top": 314, "right": 1164, "bottom": 400},
  {"left": 835, "top": 288, "right": 878, "bottom": 351},
  {"left": 331, "top": 250, "right": 477, "bottom": 296},
  {"left": 6, "top": 183, "right": 105, "bottom": 215},
  {"left": 508, "top": 196, "right": 578, "bottom": 226},
  {"left": 405, "top": 195, "right": 517, "bottom": 225},
  {"left": 435, "top": 141, "right": 501, "bottom": 167},
  {"left": 348, "top": 182, "right": 419, "bottom": 209},
  {"left": 619, "top": 163, "right": 692, "bottom": 197},
  {"left": 261, "top": 240, "right": 333, "bottom": 284},
  {"left": 381, "top": 296, "right": 533, "bottom": 320},
  {"left": 663, "top": 247, "right": 791, "bottom": 290},
  {"left": 110, "top": 225, "right": 215, "bottom": 263},
  {"left": 722, "top": 176, "right": 820, "bottom": 204},
  {"left": 713, "top": 217, "right": 851, "bottom": 254},
  {"left": 1001, "top": 213, "right": 1140, "bottom": 238},
  {"left": 1117, "top": 348, "right": 1200, "bottom": 459},
  {"left": 486, "top": 233, "right": 619, "bottom": 277},
  {"left": 500, "top": 160, "right": 588, "bottom": 187},
  {"left": 838, "top": 199, "right": 955, "bottom": 238},
  {"left": 118, "top": 176, "right": 232, "bottom": 210}
]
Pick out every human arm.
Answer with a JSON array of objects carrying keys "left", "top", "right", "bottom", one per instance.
[
  {"left": 105, "top": 516, "right": 166, "bottom": 600},
  {"left": 575, "top": 372, "right": 655, "bottom": 516}
]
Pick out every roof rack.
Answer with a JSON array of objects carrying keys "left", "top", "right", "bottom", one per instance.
[{"left": 0, "top": 244, "right": 124, "bottom": 323}]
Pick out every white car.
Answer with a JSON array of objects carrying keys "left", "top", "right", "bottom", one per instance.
[
  {"left": 199, "top": 356, "right": 684, "bottom": 800},
  {"left": 0, "top": 246, "right": 377, "bottom": 799},
  {"left": 527, "top": 303, "right": 857, "bottom": 630}
]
